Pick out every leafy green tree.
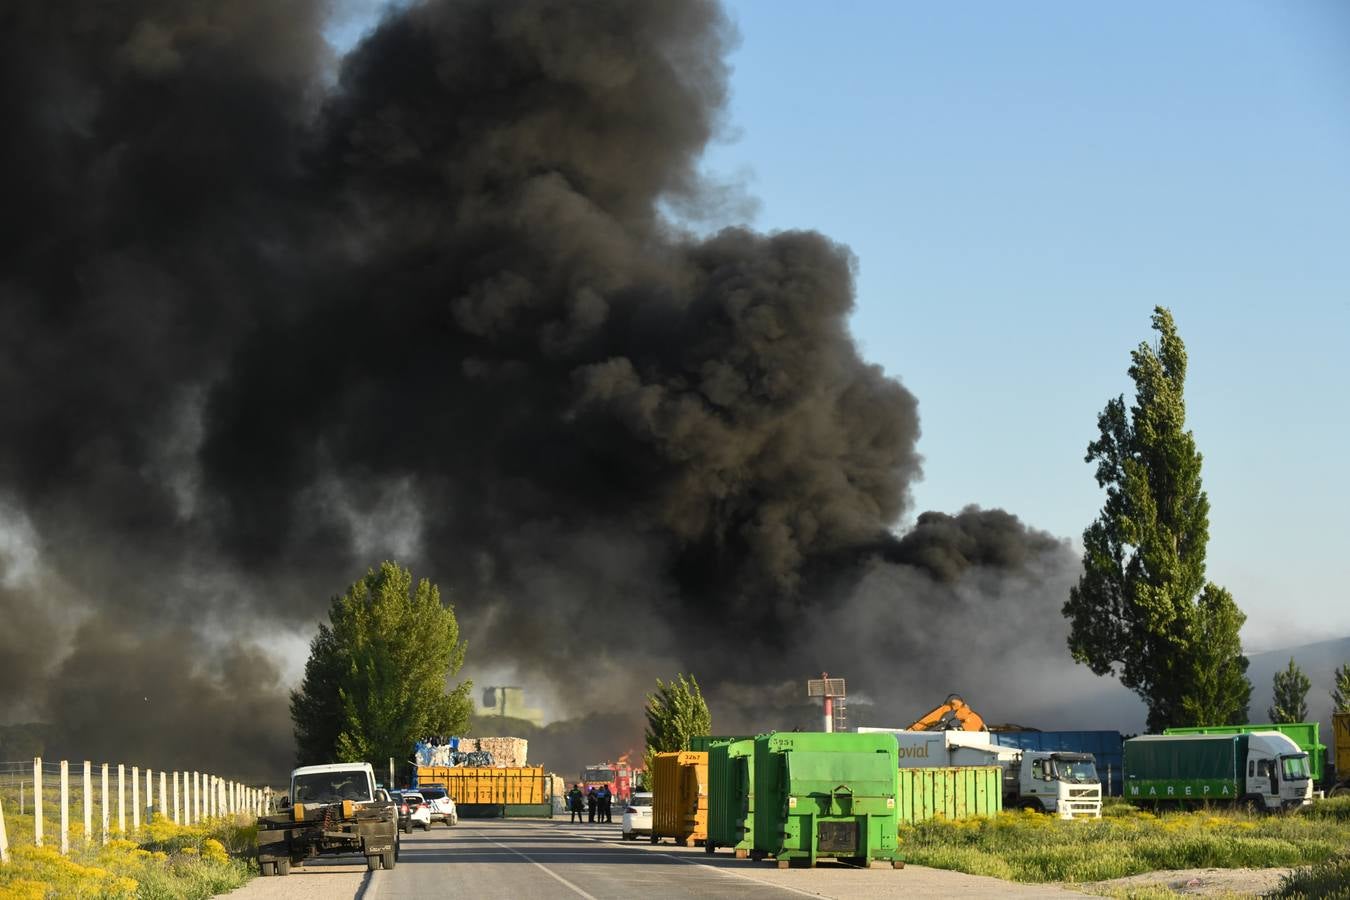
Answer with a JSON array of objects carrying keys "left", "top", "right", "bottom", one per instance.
[
  {"left": 1269, "top": 658, "right": 1311, "bottom": 724},
  {"left": 291, "top": 561, "right": 473, "bottom": 766},
  {"left": 1063, "top": 307, "right": 1251, "bottom": 731},
  {"left": 1333, "top": 663, "right": 1350, "bottom": 713},
  {"left": 643, "top": 673, "right": 711, "bottom": 777}
]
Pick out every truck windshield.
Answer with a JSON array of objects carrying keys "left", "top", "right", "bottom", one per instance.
[
  {"left": 1280, "top": 755, "right": 1310, "bottom": 781},
  {"left": 292, "top": 772, "right": 372, "bottom": 804},
  {"left": 1051, "top": 759, "right": 1099, "bottom": 784}
]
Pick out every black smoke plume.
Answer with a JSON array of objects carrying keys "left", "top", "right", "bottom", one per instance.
[{"left": 0, "top": 0, "right": 1110, "bottom": 778}]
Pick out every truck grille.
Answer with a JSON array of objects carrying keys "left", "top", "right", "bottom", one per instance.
[
  {"left": 1069, "top": 789, "right": 1099, "bottom": 798},
  {"left": 817, "top": 821, "right": 857, "bottom": 854}
]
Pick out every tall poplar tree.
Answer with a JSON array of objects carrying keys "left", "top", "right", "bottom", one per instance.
[
  {"left": 643, "top": 673, "right": 711, "bottom": 781},
  {"left": 1063, "top": 307, "right": 1251, "bottom": 731},
  {"left": 291, "top": 561, "right": 473, "bottom": 766},
  {"left": 1333, "top": 663, "right": 1350, "bottom": 713},
  {"left": 1268, "top": 658, "right": 1310, "bottom": 723}
]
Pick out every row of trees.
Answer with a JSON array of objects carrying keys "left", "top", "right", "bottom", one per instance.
[
  {"left": 1270, "top": 659, "right": 1350, "bottom": 723},
  {"left": 1062, "top": 307, "right": 1350, "bottom": 732}
]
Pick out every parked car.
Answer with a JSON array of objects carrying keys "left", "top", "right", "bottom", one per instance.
[
  {"left": 396, "top": 790, "right": 432, "bottom": 831},
  {"left": 417, "top": 785, "right": 458, "bottom": 826},
  {"left": 621, "top": 791, "right": 653, "bottom": 840}
]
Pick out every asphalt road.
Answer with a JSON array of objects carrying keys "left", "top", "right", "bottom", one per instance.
[{"left": 224, "top": 818, "right": 1091, "bottom": 899}]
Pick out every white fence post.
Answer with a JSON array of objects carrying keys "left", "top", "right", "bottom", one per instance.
[
  {"left": 60, "top": 760, "right": 69, "bottom": 855},
  {"left": 194, "top": 771, "right": 201, "bottom": 824},
  {"left": 117, "top": 764, "right": 125, "bottom": 834},
  {"left": 159, "top": 771, "right": 167, "bottom": 822},
  {"left": 83, "top": 761, "right": 92, "bottom": 845},
  {"left": 173, "top": 772, "right": 180, "bottom": 825},
  {"left": 131, "top": 766, "right": 140, "bottom": 832},
  {"left": 101, "top": 764, "right": 109, "bottom": 845},
  {"left": 145, "top": 769, "right": 153, "bottom": 824},
  {"left": 32, "top": 757, "right": 42, "bottom": 848},
  {"left": 0, "top": 796, "right": 9, "bottom": 864}
]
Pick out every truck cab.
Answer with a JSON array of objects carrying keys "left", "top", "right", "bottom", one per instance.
[
  {"left": 1013, "top": 751, "right": 1103, "bottom": 819},
  {"left": 879, "top": 729, "right": 1102, "bottom": 819},
  {"left": 1245, "top": 732, "right": 1313, "bottom": 811}
]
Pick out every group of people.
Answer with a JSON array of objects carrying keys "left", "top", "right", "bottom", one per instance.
[{"left": 567, "top": 783, "right": 614, "bottom": 823}]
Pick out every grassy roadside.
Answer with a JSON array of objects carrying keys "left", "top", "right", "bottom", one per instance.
[
  {"left": 896, "top": 796, "right": 1350, "bottom": 888},
  {"left": 0, "top": 802, "right": 255, "bottom": 899}
]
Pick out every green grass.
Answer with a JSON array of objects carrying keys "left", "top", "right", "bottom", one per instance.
[
  {"left": 0, "top": 798, "right": 255, "bottom": 900},
  {"left": 1273, "top": 853, "right": 1350, "bottom": 899},
  {"left": 898, "top": 800, "right": 1350, "bottom": 885}
]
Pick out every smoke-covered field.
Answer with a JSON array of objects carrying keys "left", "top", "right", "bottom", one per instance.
[{"left": 0, "top": 0, "right": 1143, "bottom": 778}]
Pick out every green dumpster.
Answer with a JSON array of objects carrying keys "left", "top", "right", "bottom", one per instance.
[
  {"left": 707, "top": 738, "right": 756, "bottom": 857},
  {"left": 896, "top": 766, "right": 1002, "bottom": 823},
  {"left": 751, "top": 732, "right": 904, "bottom": 869}
]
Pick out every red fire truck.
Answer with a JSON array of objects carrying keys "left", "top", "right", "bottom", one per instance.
[{"left": 580, "top": 754, "right": 641, "bottom": 803}]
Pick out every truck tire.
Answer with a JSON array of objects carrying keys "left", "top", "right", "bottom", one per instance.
[
  {"left": 366, "top": 854, "right": 381, "bottom": 872},
  {"left": 382, "top": 850, "right": 396, "bottom": 870},
  {"left": 1018, "top": 799, "right": 1040, "bottom": 812},
  {"left": 275, "top": 858, "right": 291, "bottom": 876}
]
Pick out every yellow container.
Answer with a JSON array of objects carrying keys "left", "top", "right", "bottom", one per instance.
[
  {"left": 651, "top": 751, "right": 708, "bottom": 846},
  {"left": 416, "top": 766, "right": 547, "bottom": 805}
]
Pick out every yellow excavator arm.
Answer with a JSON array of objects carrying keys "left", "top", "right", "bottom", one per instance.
[{"left": 906, "top": 694, "right": 986, "bottom": 731}]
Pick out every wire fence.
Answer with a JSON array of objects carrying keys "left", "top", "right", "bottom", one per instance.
[{"left": 0, "top": 757, "right": 274, "bottom": 864}]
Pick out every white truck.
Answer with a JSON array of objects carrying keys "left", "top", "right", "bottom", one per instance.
[
  {"left": 256, "top": 762, "right": 400, "bottom": 874},
  {"left": 861, "top": 728, "right": 1102, "bottom": 819}
]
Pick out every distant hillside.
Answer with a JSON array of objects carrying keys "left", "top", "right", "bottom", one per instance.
[{"left": 1247, "top": 636, "right": 1350, "bottom": 732}]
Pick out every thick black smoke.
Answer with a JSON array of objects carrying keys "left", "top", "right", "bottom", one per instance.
[{"left": 0, "top": 0, "right": 1102, "bottom": 778}]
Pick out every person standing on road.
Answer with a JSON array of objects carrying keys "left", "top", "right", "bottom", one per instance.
[
  {"left": 568, "top": 784, "right": 584, "bottom": 823},
  {"left": 587, "top": 786, "right": 598, "bottom": 823},
  {"left": 597, "top": 783, "right": 611, "bottom": 823}
]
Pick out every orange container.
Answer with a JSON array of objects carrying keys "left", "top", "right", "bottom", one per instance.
[{"left": 651, "top": 751, "right": 708, "bottom": 846}]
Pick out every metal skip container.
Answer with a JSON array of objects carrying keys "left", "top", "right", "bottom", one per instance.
[
  {"left": 651, "top": 751, "right": 709, "bottom": 846},
  {"left": 896, "top": 766, "right": 1002, "bottom": 823},
  {"left": 752, "top": 732, "right": 904, "bottom": 869},
  {"left": 707, "top": 739, "right": 756, "bottom": 858}
]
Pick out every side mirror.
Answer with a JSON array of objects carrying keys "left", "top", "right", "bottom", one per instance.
[{"left": 278, "top": 797, "right": 292, "bottom": 809}]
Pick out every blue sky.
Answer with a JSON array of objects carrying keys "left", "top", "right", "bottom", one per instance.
[
  {"left": 699, "top": 0, "right": 1350, "bottom": 648},
  {"left": 329, "top": 1, "right": 1350, "bottom": 649}
]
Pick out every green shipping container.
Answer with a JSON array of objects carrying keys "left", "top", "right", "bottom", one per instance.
[
  {"left": 752, "top": 732, "right": 904, "bottom": 869},
  {"left": 896, "top": 766, "right": 1002, "bottom": 823},
  {"left": 707, "top": 739, "right": 756, "bottom": 857},
  {"left": 1164, "top": 723, "right": 1326, "bottom": 784},
  {"left": 1125, "top": 734, "right": 1246, "bottom": 802}
]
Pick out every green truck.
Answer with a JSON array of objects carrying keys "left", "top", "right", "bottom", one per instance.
[
  {"left": 1125, "top": 732, "right": 1313, "bottom": 812},
  {"left": 1164, "top": 722, "right": 1327, "bottom": 787}
]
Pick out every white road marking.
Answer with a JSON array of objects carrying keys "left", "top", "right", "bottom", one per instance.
[
  {"left": 475, "top": 829, "right": 601, "bottom": 900},
  {"left": 522, "top": 822, "right": 829, "bottom": 899}
]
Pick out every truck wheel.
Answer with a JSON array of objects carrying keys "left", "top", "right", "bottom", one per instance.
[
  {"left": 366, "top": 855, "right": 380, "bottom": 872},
  {"left": 382, "top": 850, "right": 396, "bottom": 870},
  {"left": 1019, "top": 800, "right": 1041, "bottom": 813},
  {"left": 275, "top": 858, "right": 291, "bottom": 876}
]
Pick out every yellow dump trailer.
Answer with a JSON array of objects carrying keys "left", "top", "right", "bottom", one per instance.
[
  {"left": 415, "top": 766, "right": 551, "bottom": 818},
  {"left": 651, "top": 751, "right": 708, "bottom": 846}
]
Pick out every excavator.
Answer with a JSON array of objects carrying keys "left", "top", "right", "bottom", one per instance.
[{"left": 905, "top": 694, "right": 986, "bottom": 732}]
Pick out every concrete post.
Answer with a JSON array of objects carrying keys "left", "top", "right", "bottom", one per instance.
[
  {"left": 60, "top": 760, "right": 69, "bottom": 855},
  {"left": 173, "top": 772, "right": 180, "bottom": 825},
  {"left": 117, "top": 764, "right": 125, "bottom": 834},
  {"left": 32, "top": 758, "right": 43, "bottom": 848},
  {"left": 83, "top": 761, "right": 93, "bottom": 845},
  {"left": 131, "top": 766, "right": 140, "bottom": 832},
  {"left": 101, "top": 764, "right": 110, "bottom": 845},
  {"left": 0, "top": 796, "right": 9, "bottom": 863}
]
